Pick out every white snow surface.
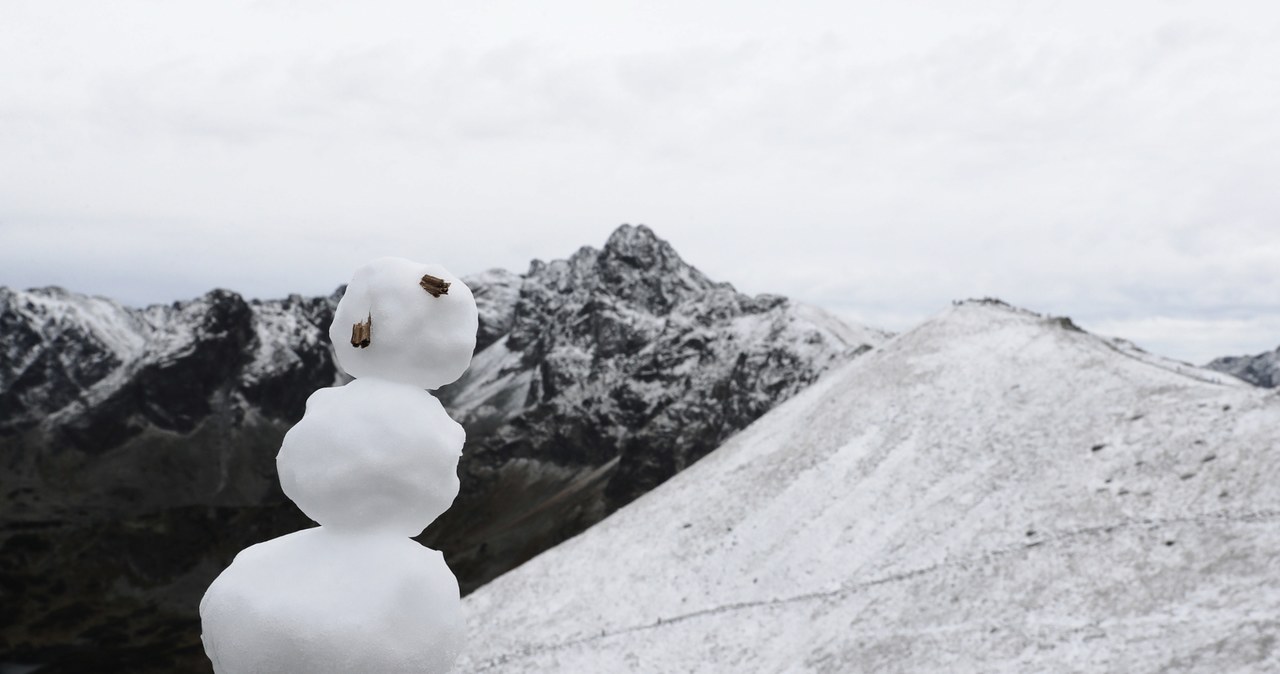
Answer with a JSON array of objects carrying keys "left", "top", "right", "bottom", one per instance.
[
  {"left": 331, "top": 257, "right": 478, "bottom": 389},
  {"left": 790, "top": 301, "right": 893, "bottom": 354},
  {"left": 200, "top": 527, "right": 464, "bottom": 674},
  {"left": 277, "top": 378, "right": 464, "bottom": 537},
  {"left": 459, "top": 300, "right": 1280, "bottom": 673}
]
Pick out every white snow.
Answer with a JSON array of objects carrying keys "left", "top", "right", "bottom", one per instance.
[
  {"left": 200, "top": 527, "right": 463, "bottom": 674},
  {"left": 458, "top": 300, "right": 1280, "bottom": 673},
  {"left": 277, "top": 378, "right": 464, "bottom": 537},
  {"left": 790, "top": 301, "right": 894, "bottom": 355},
  {"left": 330, "top": 257, "right": 478, "bottom": 390}
]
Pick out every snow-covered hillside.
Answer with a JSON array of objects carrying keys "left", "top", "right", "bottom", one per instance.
[{"left": 460, "top": 300, "right": 1280, "bottom": 673}]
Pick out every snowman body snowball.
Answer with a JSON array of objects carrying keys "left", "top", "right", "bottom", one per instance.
[{"left": 200, "top": 257, "right": 477, "bottom": 674}]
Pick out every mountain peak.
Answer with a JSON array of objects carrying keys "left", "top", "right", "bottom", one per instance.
[
  {"left": 950, "top": 296, "right": 1041, "bottom": 316},
  {"left": 602, "top": 222, "right": 659, "bottom": 253},
  {"left": 599, "top": 224, "right": 690, "bottom": 276},
  {"left": 939, "top": 297, "right": 1089, "bottom": 335}
]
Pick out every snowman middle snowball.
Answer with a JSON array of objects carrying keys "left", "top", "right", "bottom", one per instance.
[{"left": 277, "top": 378, "right": 465, "bottom": 536}]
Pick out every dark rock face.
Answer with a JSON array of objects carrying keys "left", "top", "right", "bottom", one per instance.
[
  {"left": 1206, "top": 347, "right": 1280, "bottom": 388},
  {"left": 0, "top": 288, "right": 339, "bottom": 672},
  {"left": 0, "top": 225, "right": 883, "bottom": 672},
  {"left": 424, "top": 225, "right": 885, "bottom": 592}
]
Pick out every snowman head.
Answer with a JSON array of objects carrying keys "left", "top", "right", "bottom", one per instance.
[{"left": 329, "top": 257, "right": 478, "bottom": 390}]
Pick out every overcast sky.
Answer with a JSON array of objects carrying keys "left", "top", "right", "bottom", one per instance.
[{"left": 2, "top": 0, "right": 1278, "bottom": 363}]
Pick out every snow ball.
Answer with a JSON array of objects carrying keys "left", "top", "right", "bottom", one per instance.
[
  {"left": 331, "top": 257, "right": 477, "bottom": 390},
  {"left": 200, "top": 527, "right": 464, "bottom": 674},
  {"left": 278, "top": 378, "right": 464, "bottom": 537}
]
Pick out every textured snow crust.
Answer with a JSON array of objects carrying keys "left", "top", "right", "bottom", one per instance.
[
  {"left": 200, "top": 527, "right": 463, "bottom": 674},
  {"left": 278, "top": 378, "right": 464, "bottom": 536},
  {"left": 460, "top": 300, "right": 1280, "bottom": 673},
  {"left": 330, "top": 257, "right": 478, "bottom": 390}
]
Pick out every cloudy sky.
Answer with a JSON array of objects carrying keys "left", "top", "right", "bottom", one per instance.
[{"left": 2, "top": 0, "right": 1278, "bottom": 363}]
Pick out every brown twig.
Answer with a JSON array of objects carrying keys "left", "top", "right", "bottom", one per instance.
[
  {"left": 420, "top": 274, "right": 451, "bottom": 298},
  {"left": 350, "top": 312, "right": 372, "bottom": 348}
]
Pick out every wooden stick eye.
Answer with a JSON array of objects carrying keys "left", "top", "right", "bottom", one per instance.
[
  {"left": 420, "top": 274, "right": 450, "bottom": 298},
  {"left": 350, "top": 312, "right": 372, "bottom": 348}
]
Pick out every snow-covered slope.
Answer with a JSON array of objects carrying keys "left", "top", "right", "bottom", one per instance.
[{"left": 460, "top": 300, "right": 1280, "bottom": 673}]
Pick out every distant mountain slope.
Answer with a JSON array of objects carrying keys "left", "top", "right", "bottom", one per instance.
[
  {"left": 1206, "top": 346, "right": 1280, "bottom": 388},
  {"left": 459, "top": 300, "right": 1280, "bottom": 674},
  {"left": 0, "top": 286, "right": 339, "bottom": 509},
  {"left": 0, "top": 225, "right": 882, "bottom": 672}
]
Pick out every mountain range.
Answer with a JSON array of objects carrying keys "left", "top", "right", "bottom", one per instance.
[{"left": 0, "top": 225, "right": 882, "bottom": 672}]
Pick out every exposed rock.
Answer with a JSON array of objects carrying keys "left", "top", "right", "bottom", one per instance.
[
  {"left": 427, "top": 225, "right": 886, "bottom": 592},
  {"left": 1206, "top": 346, "right": 1280, "bottom": 388}
]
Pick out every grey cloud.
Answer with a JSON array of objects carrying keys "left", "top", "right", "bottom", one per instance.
[{"left": 2, "top": 1, "right": 1279, "bottom": 364}]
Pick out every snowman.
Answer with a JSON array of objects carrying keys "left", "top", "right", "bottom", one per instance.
[{"left": 200, "top": 257, "right": 477, "bottom": 674}]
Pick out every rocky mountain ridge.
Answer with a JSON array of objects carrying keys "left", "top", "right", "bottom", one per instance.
[
  {"left": 1206, "top": 346, "right": 1280, "bottom": 388},
  {"left": 430, "top": 227, "right": 885, "bottom": 591},
  {"left": 0, "top": 224, "right": 883, "bottom": 672}
]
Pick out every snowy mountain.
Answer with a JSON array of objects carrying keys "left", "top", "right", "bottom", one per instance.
[
  {"left": 1206, "top": 346, "right": 1280, "bottom": 388},
  {"left": 430, "top": 225, "right": 887, "bottom": 591},
  {"left": 0, "top": 225, "right": 881, "bottom": 672},
  {"left": 459, "top": 299, "right": 1280, "bottom": 673}
]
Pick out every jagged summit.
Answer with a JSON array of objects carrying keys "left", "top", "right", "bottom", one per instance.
[
  {"left": 460, "top": 300, "right": 1280, "bottom": 673},
  {"left": 430, "top": 224, "right": 887, "bottom": 591},
  {"left": 601, "top": 224, "right": 707, "bottom": 281},
  {"left": 514, "top": 224, "right": 716, "bottom": 335},
  {"left": 0, "top": 284, "right": 329, "bottom": 447}
]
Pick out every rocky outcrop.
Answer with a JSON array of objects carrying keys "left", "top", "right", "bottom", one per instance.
[
  {"left": 1206, "top": 347, "right": 1280, "bottom": 388},
  {"left": 427, "top": 226, "right": 886, "bottom": 593}
]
